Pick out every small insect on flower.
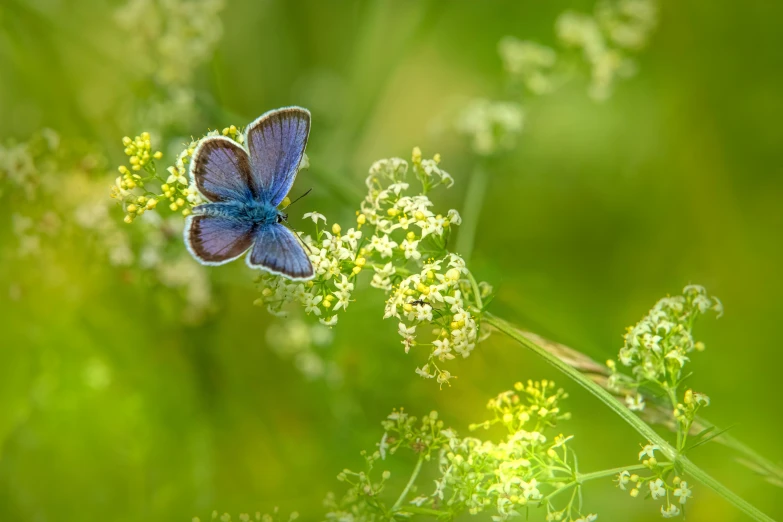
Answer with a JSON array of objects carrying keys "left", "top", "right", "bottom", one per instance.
[{"left": 184, "top": 107, "right": 315, "bottom": 280}]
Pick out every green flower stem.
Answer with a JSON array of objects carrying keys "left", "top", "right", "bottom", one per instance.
[
  {"left": 484, "top": 313, "right": 774, "bottom": 522},
  {"left": 576, "top": 464, "right": 647, "bottom": 483},
  {"left": 455, "top": 162, "right": 488, "bottom": 264},
  {"left": 391, "top": 455, "right": 425, "bottom": 512}
]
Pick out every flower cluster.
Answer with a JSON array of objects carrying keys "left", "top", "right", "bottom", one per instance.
[
  {"left": 386, "top": 254, "right": 490, "bottom": 387},
  {"left": 455, "top": 98, "right": 525, "bottom": 156},
  {"left": 607, "top": 284, "right": 722, "bottom": 410},
  {"left": 115, "top": 0, "right": 226, "bottom": 87},
  {"left": 114, "top": 0, "right": 227, "bottom": 131},
  {"left": 555, "top": 0, "right": 658, "bottom": 100},
  {"left": 322, "top": 381, "right": 598, "bottom": 522},
  {"left": 1, "top": 130, "right": 214, "bottom": 321},
  {"left": 463, "top": 0, "right": 658, "bottom": 156},
  {"left": 498, "top": 38, "right": 559, "bottom": 95},
  {"left": 254, "top": 147, "right": 491, "bottom": 385},
  {"left": 615, "top": 444, "right": 692, "bottom": 518},
  {"left": 111, "top": 127, "right": 244, "bottom": 223},
  {"left": 610, "top": 285, "right": 722, "bottom": 519}
]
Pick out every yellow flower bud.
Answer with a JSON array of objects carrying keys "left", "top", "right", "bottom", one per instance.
[
  {"left": 352, "top": 266, "right": 362, "bottom": 275},
  {"left": 324, "top": 294, "right": 335, "bottom": 302},
  {"left": 414, "top": 211, "right": 425, "bottom": 221},
  {"left": 146, "top": 198, "right": 158, "bottom": 210},
  {"left": 356, "top": 214, "right": 366, "bottom": 225},
  {"left": 406, "top": 231, "right": 416, "bottom": 241},
  {"left": 122, "top": 136, "right": 132, "bottom": 146},
  {"left": 355, "top": 257, "right": 366, "bottom": 267},
  {"left": 387, "top": 208, "right": 399, "bottom": 217},
  {"left": 412, "top": 146, "right": 422, "bottom": 164},
  {"left": 182, "top": 208, "right": 191, "bottom": 217},
  {"left": 176, "top": 198, "right": 185, "bottom": 207},
  {"left": 169, "top": 202, "right": 178, "bottom": 211},
  {"left": 118, "top": 165, "right": 129, "bottom": 174},
  {"left": 280, "top": 196, "right": 291, "bottom": 207},
  {"left": 445, "top": 268, "right": 460, "bottom": 281},
  {"left": 630, "top": 488, "right": 639, "bottom": 498},
  {"left": 141, "top": 131, "right": 150, "bottom": 141},
  {"left": 332, "top": 223, "right": 341, "bottom": 235},
  {"left": 126, "top": 204, "right": 137, "bottom": 213},
  {"left": 262, "top": 288, "right": 273, "bottom": 297},
  {"left": 323, "top": 300, "right": 332, "bottom": 308},
  {"left": 229, "top": 125, "right": 237, "bottom": 134},
  {"left": 153, "top": 151, "right": 163, "bottom": 159},
  {"left": 131, "top": 165, "right": 141, "bottom": 171},
  {"left": 403, "top": 303, "right": 413, "bottom": 313},
  {"left": 433, "top": 153, "right": 441, "bottom": 163},
  {"left": 123, "top": 214, "right": 133, "bottom": 224}
]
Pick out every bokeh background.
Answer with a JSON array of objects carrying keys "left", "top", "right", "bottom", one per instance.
[{"left": 1, "top": 0, "right": 782, "bottom": 520}]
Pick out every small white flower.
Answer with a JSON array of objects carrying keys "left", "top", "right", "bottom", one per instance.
[
  {"left": 341, "top": 227, "right": 362, "bottom": 250},
  {"left": 673, "top": 481, "right": 692, "bottom": 504},
  {"left": 304, "top": 293, "right": 323, "bottom": 316},
  {"left": 415, "top": 364, "right": 434, "bottom": 379},
  {"left": 398, "top": 322, "right": 416, "bottom": 337},
  {"left": 319, "top": 315, "right": 338, "bottom": 326},
  {"left": 638, "top": 443, "right": 659, "bottom": 461},
  {"left": 401, "top": 238, "right": 421, "bottom": 260},
  {"left": 665, "top": 350, "right": 689, "bottom": 367},
  {"left": 303, "top": 212, "right": 326, "bottom": 224},
  {"left": 625, "top": 393, "right": 645, "bottom": 411},
  {"left": 616, "top": 470, "right": 630, "bottom": 490},
  {"left": 661, "top": 503, "right": 680, "bottom": 518},
  {"left": 649, "top": 478, "right": 666, "bottom": 500}
]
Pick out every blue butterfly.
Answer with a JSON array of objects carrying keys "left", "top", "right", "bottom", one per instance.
[{"left": 184, "top": 106, "right": 315, "bottom": 280}]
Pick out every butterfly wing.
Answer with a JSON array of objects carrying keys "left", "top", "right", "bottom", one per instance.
[
  {"left": 190, "top": 136, "right": 256, "bottom": 203},
  {"left": 246, "top": 222, "right": 314, "bottom": 280},
  {"left": 184, "top": 214, "right": 255, "bottom": 265},
  {"left": 245, "top": 106, "right": 310, "bottom": 206}
]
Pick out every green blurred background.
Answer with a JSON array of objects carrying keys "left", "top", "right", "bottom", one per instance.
[{"left": 1, "top": 0, "right": 782, "bottom": 520}]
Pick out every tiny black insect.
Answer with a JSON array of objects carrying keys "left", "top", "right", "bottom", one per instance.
[{"left": 410, "top": 299, "right": 427, "bottom": 306}]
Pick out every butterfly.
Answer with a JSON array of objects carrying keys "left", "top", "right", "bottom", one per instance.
[{"left": 184, "top": 106, "right": 315, "bottom": 280}]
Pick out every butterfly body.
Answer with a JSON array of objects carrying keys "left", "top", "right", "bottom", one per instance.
[
  {"left": 183, "top": 106, "right": 315, "bottom": 280},
  {"left": 193, "top": 200, "right": 283, "bottom": 225}
]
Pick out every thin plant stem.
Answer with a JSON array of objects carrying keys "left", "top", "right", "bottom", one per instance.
[
  {"left": 577, "top": 464, "right": 647, "bottom": 483},
  {"left": 455, "top": 162, "right": 488, "bottom": 264},
  {"left": 392, "top": 456, "right": 425, "bottom": 511},
  {"left": 484, "top": 312, "right": 774, "bottom": 522}
]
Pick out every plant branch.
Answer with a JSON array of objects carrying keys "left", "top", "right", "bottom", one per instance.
[
  {"left": 484, "top": 313, "right": 774, "bottom": 522},
  {"left": 392, "top": 455, "right": 425, "bottom": 511}
]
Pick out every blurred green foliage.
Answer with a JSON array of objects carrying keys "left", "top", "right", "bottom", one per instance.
[{"left": 1, "top": 0, "right": 782, "bottom": 521}]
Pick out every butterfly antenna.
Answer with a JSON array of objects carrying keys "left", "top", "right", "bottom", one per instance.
[{"left": 283, "top": 188, "right": 312, "bottom": 209}]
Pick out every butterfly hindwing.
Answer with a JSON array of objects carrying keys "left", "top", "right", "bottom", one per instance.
[
  {"left": 184, "top": 214, "right": 255, "bottom": 265},
  {"left": 247, "top": 222, "right": 314, "bottom": 280},
  {"left": 245, "top": 107, "right": 310, "bottom": 206},
  {"left": 190, "top": 136, "right": 255, "bottom": 203}
]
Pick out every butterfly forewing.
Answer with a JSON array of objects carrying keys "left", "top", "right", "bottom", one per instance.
[
  {"left": 190, "top": 136, "right": 256, "bottom": 203},
  {"left": 245, "top": 107, "right": 310, "bottom": 205},
  {"left": 185, "top": 215, "right": 255, "bottom": 265},
  {"left": 247, "top": 223, "right": 313, "bottom": 279}
]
